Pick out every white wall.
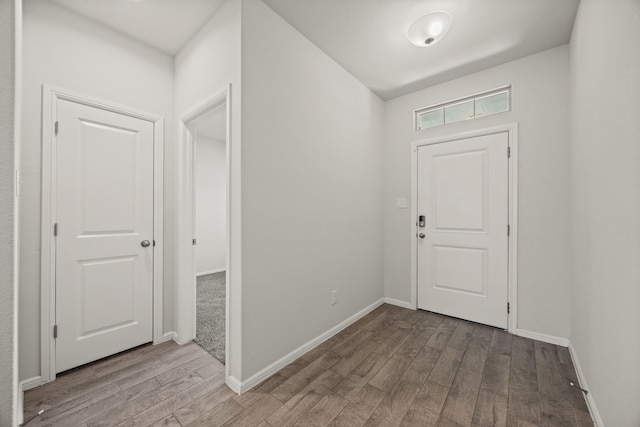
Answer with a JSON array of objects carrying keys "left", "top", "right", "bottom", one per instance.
[
  {"left": 173, "top": 0, "right": 241, "bottom": 379},
  {"left": 20, "top": 0, "right": 175, "bottom": 381},
  {"left": 384, "top": 46, "right": 572, "bottom": 340},
  {"left": 240, "top": 0, "right": 385, "bottom": 380},
  {"left": 0, "top": 0, "right": 18, "bottom": 423},
  {"left": 195, "top": 136, "right": 226, "bottom": 275},
  {"left": 569, "top": 1, "right": 640, "bottom": 425}
]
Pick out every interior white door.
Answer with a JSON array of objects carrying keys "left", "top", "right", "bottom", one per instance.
[
  {"left": 417, "top": 132, "right": 509, "bottom": 329},
  {"left": 55, "top": 99, "right": 154, "bottom": 373}
]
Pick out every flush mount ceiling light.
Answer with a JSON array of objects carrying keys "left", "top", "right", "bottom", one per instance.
[{"left": 407, "top": 11, "right": 453, "bottom": 47}]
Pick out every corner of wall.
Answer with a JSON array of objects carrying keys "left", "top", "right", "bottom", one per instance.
[{"left": 0, "top": 0, "right": 18, "bottom": 424}]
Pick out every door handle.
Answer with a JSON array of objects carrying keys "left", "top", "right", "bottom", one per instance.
[
  {"left": 418, "top": 233, "right": 426, "bottom": 239},
  {"left": 141, "top": 240, "right": 151, "bottom": 247}
]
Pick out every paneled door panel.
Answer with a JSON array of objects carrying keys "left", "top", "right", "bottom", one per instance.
[
  {"left": 417, "top": 132, "right": 509, "bottom": 328},
  {"left": 55, "top": 99, "right": 154, "bottom": 373}
]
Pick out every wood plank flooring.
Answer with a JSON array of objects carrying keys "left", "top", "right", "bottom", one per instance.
[{"left": 23, "top": 304, "right": 593, "bottom": 426}]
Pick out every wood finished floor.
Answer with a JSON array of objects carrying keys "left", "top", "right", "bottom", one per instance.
[{"left": 24, "top": 304, "right": 592, "bottom": 426}]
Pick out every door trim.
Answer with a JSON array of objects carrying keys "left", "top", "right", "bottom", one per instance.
[
  {"left": 176, "top": 86, "right": 234, "bottom": 384},
  {"left": 410, "top": 123, "right": 518, "bottom": 333},
  {"left": 40, "top": 85, "right": 164, "bottom": 383}
]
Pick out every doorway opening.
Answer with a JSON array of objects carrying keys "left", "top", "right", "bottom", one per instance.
[
  {"left": 177, "top": 89, "right": 231, "bottom": 371},
  {"left": 191, "top": 105, "right": 227, "bottom": 364},
  {"left": 40, "top": 86, "right": 165, "bottom": 382},
  {"left": 410, "top": 124, "right": 519, "bottom": 333}
]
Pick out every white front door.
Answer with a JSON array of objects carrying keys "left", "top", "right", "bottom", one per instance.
[
  {"left": 417, "top": 132, "right": 509, "bottom": 329},
  {"left": 55, "top": 99, "right": 154, "bottom": 373}
]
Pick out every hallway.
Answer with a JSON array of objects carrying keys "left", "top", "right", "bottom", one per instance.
[{"left": 23, "top": 304, "right": 591, "bottom": 426}]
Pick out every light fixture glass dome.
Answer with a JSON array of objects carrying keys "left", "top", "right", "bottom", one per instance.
[{"left": 407, "top": 11, "right": 453, "bottom": 47}]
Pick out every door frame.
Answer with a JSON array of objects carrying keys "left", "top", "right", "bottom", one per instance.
[
  {"left": 40, "top": 85, "right": 165, "bottom": 383},
  {"left": 410, "top": 123, "right": 519, "bottom": 333},
  {"left": 176, "top": 86, "right": 232, "bottom": 381}
]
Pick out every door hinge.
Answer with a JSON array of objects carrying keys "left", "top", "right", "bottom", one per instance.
[
  {"left": 53, "top": 324, "right": 58, "bottom": 339},
  {"left": 55, "top": 121, "right": 59, "bottom": 136},
  {"left": 507, "top": 146, "right": 511, "bottom": 158},
  {"left": 54, "top": 223, "right": 58, "bottom": 236},
  {"left": 507, "top": 303, "right": 510, "bottom": 314},
  {"left": 507, "top": 224, "right": 511, "bottom": 236},
  {"left": 192, "top": 238, "right": 197, "bottom": 245}
]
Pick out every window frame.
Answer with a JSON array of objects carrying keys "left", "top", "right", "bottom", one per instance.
[{"left": 414, "top": 86, "right": 511, "bottom": 131}]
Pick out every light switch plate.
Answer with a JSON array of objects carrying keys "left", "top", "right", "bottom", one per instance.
[{"left": 396, "top": 197, "right": 407, "bottom": 209}]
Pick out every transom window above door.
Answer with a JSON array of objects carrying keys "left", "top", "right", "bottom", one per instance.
[{"left": 415, "top": 86, "right": 511, "bottom": 130}]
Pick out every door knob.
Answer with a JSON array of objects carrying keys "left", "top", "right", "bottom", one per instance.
[
  {"left": 141, "top": 240, "right": 151, "bottom": 247},
  {"left": 418, "top": 233, "right": 426, "bottom": 239}
]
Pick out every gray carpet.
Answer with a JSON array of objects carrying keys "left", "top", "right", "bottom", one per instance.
[{"left": 194, "top": 272, "right": 225, "bottom": 364}]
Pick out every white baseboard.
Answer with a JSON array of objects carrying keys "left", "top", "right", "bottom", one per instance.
[
  {"left": 569, "top": 341, "right": 602, "bottom": 427},
  {"left": 515, "top": 328, "right": 569, "bottom": 347},
  {"left": 196, "top": 268, "right": 225, "bottom": 277},
  {"left": 383, "top": 297, "right": 413, "bottom": 310},
  {"left": 235, "top": 298, "right": 385, "bottom": 394},
  {"left": 226, "top": 375, "right": 242, "bottom": 394},
  {"left": 156, "top": 331, "right": 177, "bottom": 344},
  {"left": 19, "top": 375, "right": 43, "bottom": 392},
  {"left": 173, "top": 333, "right": 193, "bottom": 346},
  {"left": 17, "top": 392, "right": 23, "bottom": 426},
  {"left": 18, "top": 377, "right": 43, "bottom": 427}
]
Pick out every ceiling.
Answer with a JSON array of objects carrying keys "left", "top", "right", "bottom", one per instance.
[
  {"left": 50, "top": 0, "right": 225, "bottom": 55},
  {"left": 49, "top": 0, "right": 580, "bottom": 100},
  {"left": 263, "top": 0, "right": 580, "bottom": 100}
]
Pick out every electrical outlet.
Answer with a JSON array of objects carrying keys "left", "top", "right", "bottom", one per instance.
[{"left": 331, "top": 290, "right": 338, "bottom": 305}]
